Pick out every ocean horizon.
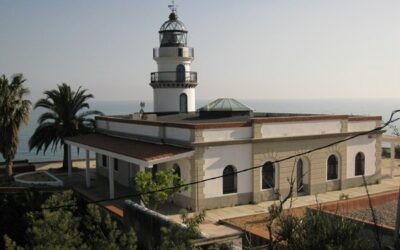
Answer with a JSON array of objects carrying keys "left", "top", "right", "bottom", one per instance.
[{"left": 2, "top": 98, "right": 399, "bottom": 163}]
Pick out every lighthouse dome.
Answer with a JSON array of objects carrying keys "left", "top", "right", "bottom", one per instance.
[{"left": 159, "top": 12, "right": 188, "bottom": 47}]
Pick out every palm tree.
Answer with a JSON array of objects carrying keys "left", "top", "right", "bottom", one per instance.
[
  {"left": 0, "top": 74, "right": 31, "bottom": 177},
  {"left": 29, "top": 83, "right": 103, "bottom": 170}
]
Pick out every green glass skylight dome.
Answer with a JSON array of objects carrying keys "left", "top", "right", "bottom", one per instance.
[{"left": 159, "top": 12, "right": 188, "bottom": 47}]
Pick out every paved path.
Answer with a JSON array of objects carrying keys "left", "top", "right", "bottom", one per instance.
[
  {"left": 205, "top": 177, "right": 400, "bottom": 223},
  {"left": 169, "top": 178, "right": 400, "bottom": 238}
]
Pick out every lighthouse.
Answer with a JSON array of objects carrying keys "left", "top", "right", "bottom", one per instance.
[{"left": 151, "top": 5, "right": 197, "bottom": 113}]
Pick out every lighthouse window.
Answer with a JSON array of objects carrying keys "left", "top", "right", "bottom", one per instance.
[
  {"left": 178, "top": 48, "right": 183, "bottom": 57},
  {"left": 176, "top": 64, "right": 185, "bottom": 82},
  {"left": 180, "top": 93, "right": 188, "bottom": 113}
]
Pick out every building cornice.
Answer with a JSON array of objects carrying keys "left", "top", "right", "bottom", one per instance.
[
  {"left": 96, "top": 114, "right": 382, "bottom": 130},
  {"left": 191, "top": 130, "right": 384, "bottom": 147}
]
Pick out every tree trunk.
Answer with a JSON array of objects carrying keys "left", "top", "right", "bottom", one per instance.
[
  {"left": 6, "top": 159, "right": 13, "bottom": 177},
  {"left": 62, "top": 143, "right": 68, "bottom": 170}
]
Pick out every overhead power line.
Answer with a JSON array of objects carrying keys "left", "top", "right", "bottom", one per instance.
[{"left": 35, "top": 109, "right": 400, "bottom": 211}]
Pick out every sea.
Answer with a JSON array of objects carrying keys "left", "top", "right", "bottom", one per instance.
[{"left": 1, "top": 98, "right": 400, "bottom": 163}]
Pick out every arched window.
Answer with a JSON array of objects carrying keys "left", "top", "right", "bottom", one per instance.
[
  {"left": 176, "top": 64, "right": 185, "bottom": 82},
  {"left": 179, "top": 93, "right": 188, "bottom": 113},
  {"left": 173, "top": 164, "right": 181, "bottom": 187},
  {"left": 355, "top": 152, "right": 365, "bottom": 176},
  {"left": 262, "top": 161, "right": 275, "bottom": 189},
  {"left": 223, "top": 165, "right": 237, "bottom": 194},
  {"left": 297, "top": 159, "right": 304, "bottom": 192},
  {"left": 327, "top": 155, "right": 339, "bottom": 180}
]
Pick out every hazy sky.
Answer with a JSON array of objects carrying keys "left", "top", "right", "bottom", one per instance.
[{"left": 1, "top": 1, "right": 400, "bottom": 102}]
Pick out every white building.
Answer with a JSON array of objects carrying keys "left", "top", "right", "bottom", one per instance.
[{"left": 65, "top": 8, "right": 383, "bottom": 211}]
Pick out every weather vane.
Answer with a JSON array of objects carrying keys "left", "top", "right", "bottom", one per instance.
[{"left": 168, "top": 0, "right": 178, "bottom": 13}]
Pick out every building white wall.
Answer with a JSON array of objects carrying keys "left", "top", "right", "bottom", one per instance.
[
  {"left": 202, "top": 127, "right": 252, "bottom": 142},
  {"left": 153, "top": 88, "right": 195, "bottom": 112},
  {"left": 154, "top": 47, "right": 194, "bottom": 59},
  {"left": 348, "top": 121, "right": 377, "bottom": 132},
  {"left": 96, "top": 153, "right": 108, "bottom": 177},
  {"left": 346, "top": 135, "right": 377, "bottom": 178},
  {"left": 163, "top": 158, "right": 192, "bottom": 197},
  {"left": 107, "top": 121, "right": 160, "bottom": 137},
  {"left": 96, "top": 120, "right": 108, "bottom": 130},
  {"left": 165, "top": 127, "right": 192, "bottom": 141},
  {"left": 95, "top": 154, "right": 131, "bottom": 187},
  {"left": 157, "top": 61, "right": 192, "bottom": 72},
  {"left": 261, "top": 120, "right": 342, "bottom": 138},
  {"left": 202, "top": 144, "right": 252, "bottom": 198}
]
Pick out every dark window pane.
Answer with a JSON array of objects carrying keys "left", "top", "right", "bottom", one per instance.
[
  {"left": 152, "top": 164, "right": 158, "bottom": 179},
  {"left": 114, "top": 158, "right": 119, "bottom": 171},
  {"left": 297, "top": 159, "right": 304, "bottom": 192},
  {"left": 223, "top": 165, "right": 237, "bottom": 194},
  {"left": 178, "top": 48, "right": 183, "bottom": 57},
  {"left": 176, "top": 64, "right": 185, "bottom": 82},
  {"left": 179, "top": 93, "right": 188, "bottom": 113},
  {"left": 102, "top": 155, "right": 108, "bottom": 167},
  {"left": 262, "top": 161, "right": 275, "bottom": 189},
  {"left": 355, "top": 152, "right": 365, "bottom": 176},
  {"left": 327, "top": 155, "right": 338, "bottom": 180}
]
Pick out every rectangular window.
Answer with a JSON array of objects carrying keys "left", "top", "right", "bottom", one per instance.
[
  {"left": 114, "top": 158, "right": 119, "bottom": 171},
  {"left": 178, "top": 48, "right": 183, "bottom": 57},
  {"left": 102, "top": 155, "right": 108, "bottom": 167}
]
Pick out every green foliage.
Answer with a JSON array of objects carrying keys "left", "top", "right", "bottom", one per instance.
[
  {"left": 135, "top": 168, "right": 186, "bottom": 210},
  {"left": 26, "top": 191, "right": 84, "bottom": 249},
  {"left": 272, "top": 209, "right": 373, "bottom": 250},
  {"left": 82, "top": 204, "right": 137, "bottom": 250},
  {"left": 4, "top": 190, "right": 137, "bottom": 250},
  {"left": 0, "top": 190, "right": 51, "bottom": 247},
  {"left": 0, "top": 74, "right": 31, "bottom": 176},
  {"left": 3, "top": 235, "right": 24, "bottom": 250},
  {"left": 28, "top": 83, "right": 103, "bottom": 169},
  {"left": 161, "top": 209, "right": 205, "bottom": 250}
]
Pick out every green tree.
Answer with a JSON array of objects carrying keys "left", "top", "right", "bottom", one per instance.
[
  {"left": 29, "top": 83, "right": 102, "bottom": 169},
  {"left": 25, "top": 191, "right": 84, "bottom": 250},
  {"left": 0, "top": 74, "right": 31, "bottom": 176},
  {"left": 161, "top": 209, "right": 205, "bottom": 250},
  {"left": 82, "top": 204, "right": 137, "bottom": 250},
  {"left": 273, "top": 209, "right": 373, "bottom": 250},
  {"left": 0, "top": 190, "right": 50, "bottom": 248},
  {"left": 135, "top": 168, "right": 185, "bottom": 210},
  {"left": 5, "top": 190, "right": 137, "bottom": 249}
]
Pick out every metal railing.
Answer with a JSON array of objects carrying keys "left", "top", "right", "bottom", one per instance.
[{"left": 150, "top": 71, "right": 197, "bottom": 83}]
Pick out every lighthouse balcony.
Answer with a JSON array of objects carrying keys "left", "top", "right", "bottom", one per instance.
[
  {"left": 151, "top": 71, "right": 197, "bottom": 83},
  {"left": 153, "top": 47, "right": 194, "bottom": 59}
]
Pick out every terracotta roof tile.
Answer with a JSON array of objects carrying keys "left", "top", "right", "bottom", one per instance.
[{"left": 65, "top": 133, "right": 192, "bottom": 162}]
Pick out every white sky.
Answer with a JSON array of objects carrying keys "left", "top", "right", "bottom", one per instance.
[{"left": 1, "top": 0, "right": 400, "bottom": 102}]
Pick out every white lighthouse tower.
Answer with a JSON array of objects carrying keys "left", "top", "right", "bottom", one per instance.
[{"left": 151, "top": 5, "right": 197, "bottom": 113}]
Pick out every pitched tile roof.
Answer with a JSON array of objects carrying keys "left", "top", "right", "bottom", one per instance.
[{"left": 65, "top": 133, "right": 193, "bottom": 163}]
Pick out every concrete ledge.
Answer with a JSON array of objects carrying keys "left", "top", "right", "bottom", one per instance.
[
  {"left": 14, "top": 171, "right": 64, "bottom": 187},
  {"left": 253, "top": 189, "right": 277, "bottom": 203},
  {"left": 199, "top": 192, "right": 253, "bottom": 210}
]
